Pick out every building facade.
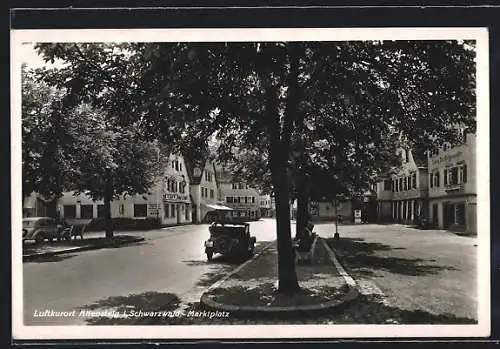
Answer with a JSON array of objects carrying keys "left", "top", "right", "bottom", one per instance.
[
  {"left": 217, "top": 168, "right": 260, "bottom": 221},
  {"left": 259, "top": 194, "right": 275, "bottom": 217},
  {"left": 55, "top": 153, "right": 192, "bottom": 226},
  {"left": 376, "top": 148, "right": 429, "bottom": 224},
  {"left": 187, "top": 160, "right": 220, "bottom": 223},
  {"left": 427, "top": 134, "right": 476, "bottom": 233}
]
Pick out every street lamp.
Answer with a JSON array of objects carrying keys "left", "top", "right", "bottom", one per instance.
[{"left": 334, "top": 199, "right": 340, "bottom": 240}]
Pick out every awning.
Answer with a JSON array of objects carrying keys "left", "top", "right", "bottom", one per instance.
[{"left": 203, "top": 204, "right": 234, "bottom": 211}]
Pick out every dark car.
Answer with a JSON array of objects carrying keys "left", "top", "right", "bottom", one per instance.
[
  {"left": 22, "top": 217, "right": 71, "bottom": 244},
  {"left": 204, "top": 221, "right": 256, "bottom": 261}
]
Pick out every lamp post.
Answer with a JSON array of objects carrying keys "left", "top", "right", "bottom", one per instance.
[{"left": 334, "top": 199, "right": 340, "bottom": 240}]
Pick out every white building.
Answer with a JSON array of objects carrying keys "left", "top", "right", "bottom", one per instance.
[
  {"left": 55, "top": 153, "right": 192, "bottom": 227},
  {"left": 185, "top": 159, "right": 221, "bottom": 223},
  {"left": 375, "top": 148, "right": 429, "bottom": 224},
  {"left": 259, "top": 194, "right": 275, "bottom": 217},
  {"left": 217, "top": 168, "right": 260, "bottom": 221},
  {"left": 427, "top": 133, "right": 476, "bottom": 233}
]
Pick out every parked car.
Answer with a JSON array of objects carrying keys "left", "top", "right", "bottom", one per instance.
[
  {"left": 204, "top": 221, "right": 256, "bottom": 261},
  {"left": 22, "top": 217, "right": 71, "bottom": 244}
]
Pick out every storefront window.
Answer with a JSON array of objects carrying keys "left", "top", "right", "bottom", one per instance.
[
  {"left": 455, "top": 203, "right": 466, "bottom": 225},
  {"left": 64, "top": 205, "right": 76, "bottom": 218},
  {"left": 133, "top": 204, "right": 147, "bottom": 217},
  {"left": 80, "top": 205, "right": 94, "bottom": 219}
]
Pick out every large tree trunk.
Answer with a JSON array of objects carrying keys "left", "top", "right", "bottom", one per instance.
[
  {"left": 267, "top": 101, "right": 300, "bottom": 295},
  {"left": 104, "top": 170, "right": 114, "bottom": 239},
  {"left": 270, "top": 149, "right": 300, "bottom": 295}
]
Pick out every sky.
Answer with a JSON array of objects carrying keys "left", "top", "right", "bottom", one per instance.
[{"left": 17, "top": 42, "right": 65, "bottom": 69}]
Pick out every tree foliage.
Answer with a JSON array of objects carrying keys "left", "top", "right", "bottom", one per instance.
[{"left": 33, "top": 40, "right": 476, "bottom": 291}]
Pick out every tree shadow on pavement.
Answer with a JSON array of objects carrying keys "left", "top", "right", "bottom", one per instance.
[
  {"left": 332, "top": 294, "right": 477, "bottom": 324},
  {"left": 81, "top": 291, "right": 181, "bottom": 325},
  {"left": 326, "top": 238, "right": 458, "bottom": 276},
  {"left": 24, "top": 254, "right": 78, "bottom": 263},
  {"left": 183, "top": 242, "right": 276, "bottom": 288}
]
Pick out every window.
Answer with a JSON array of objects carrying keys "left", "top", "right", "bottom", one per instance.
[
  {"left": 383, "top": 179, "right": 391, "bottom": 191},
  {"left": 237, "top": 197, "right": 241, "bottom": 203},
  {"left": 435, "top": 172, "right": 440, "bottom": 187},
  {"left": 134, "top": 204, "right": 147, "bottom": 217},
  {"left": 232, "top": 183, "right": 237, "bottom": 189},
  {"left": 245, "top": 197, "right": 248, "bottom": 204},
  {"left": 171, "top": 161, "right": 175, "bottom": 169},
  {"left": 444, "top": 169, "right": 448, "bottom": 185},
  {"left": 460, "top": 164, "right": 468, "bottom": 183},
  {"left": 63, "top": 205, "right": 76, "bottom": 218},
  {"left": 164, "top": 203, "right": 170, "bottom": 218},
  {"left": 450, "top": 167, "right": 459, "bottom": 185},
  {"left": 175, "top": 161, "right": 179, "bottom": 171},
  {"left": 97, "top": 204, "right": 105, "bottom": 218},
  {"left": 239, "top": 183, "right": 245, "bottom": 189},
  {"left": 227, "top": 197, "right": 233, "bottom": 203},
  {"left": 80, "top": 205, "right": 94, "bottom": 219},
  {"left": 430, "top": 173, "right": 434, "bottom": 188},
  {"left": 252, "top": 197, "right": 255, "bottom": 204},
  {"left": 399, "top": 178, "right": 403, "bottom": 191},
  {"left": 179, "top": 163, "right": 182, "bottom": 172},
  {"left": 405, "top": 149, "right": 410, "bottom": 162},
  {"left": 210, "top": 189, "right": 214, "bottom": 199}
]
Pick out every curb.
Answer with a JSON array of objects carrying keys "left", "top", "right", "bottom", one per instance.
[
  {"left": 200, "top": 238, "right": 360, "bottom": 317},
  {"left": 22, "top": 236, "right": 145, "bottom": 261}
]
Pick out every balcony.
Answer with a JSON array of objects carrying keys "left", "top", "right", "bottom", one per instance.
[{"left": 445, "top": 183, "right": 465, "bottom": 193}]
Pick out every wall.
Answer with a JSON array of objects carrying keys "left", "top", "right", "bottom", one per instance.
[
  {"left": 190, "top": 161, "right": 220, "bottom": 223},
  {"left": 219, "top": 182, "right": 260, "bottom": 220},
  {"left": 427, "top": 134, "right": 476, "bottom": 233}
]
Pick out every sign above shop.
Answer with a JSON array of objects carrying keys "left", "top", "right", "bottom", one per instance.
[
  {"left": 431, "top": 151, "right": 463, "bottom": 166},
  {"left": 163, "top": 193, "right": 189, "bottom": 201}
]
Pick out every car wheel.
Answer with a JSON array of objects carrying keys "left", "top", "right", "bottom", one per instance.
[{"left": 35, "top": 234, "right": 44, "bottom": 244}]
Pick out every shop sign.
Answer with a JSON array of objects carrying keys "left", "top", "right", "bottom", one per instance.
[
  {"left": 431, "top": 151, "right": 463, "bottom": 166},
  {"left": 148, "top": 204, "right": 160, "bottom": 216},
  {"left": 163, "top": 193, "right": 189, "bottom": 201}
]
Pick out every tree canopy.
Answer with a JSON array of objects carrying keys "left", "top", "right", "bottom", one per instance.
[{"left": 33, "top": 39, "right": 476, "bottom": 292}]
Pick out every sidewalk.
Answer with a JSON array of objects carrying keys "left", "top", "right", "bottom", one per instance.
[
  {"left": 23, "top": 235, "right": 145, "bottom": 261},
  {"left": 200, "top": 237, "right": 359, "bottom": 317}
]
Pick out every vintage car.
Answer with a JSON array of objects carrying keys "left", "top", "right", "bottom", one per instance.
[
  {"left": 22, "top": 217, "right": 71, "bottom": 244},
  {"left": 204, "top": 221, "right": 257, "bottom": 261}
]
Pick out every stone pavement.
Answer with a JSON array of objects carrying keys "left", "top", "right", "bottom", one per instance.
[{"left": 199, "top": 237, "right": 359, "bottom": 318}]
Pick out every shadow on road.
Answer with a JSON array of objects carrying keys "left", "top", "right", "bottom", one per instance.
[
  {"left": 335, "top": 294, "right": 477, "bottom": 324},
  {"left": 81, "top": 291, "right": 181, "bottom": 325},
  {"left": 24, "top": 254, "right": 78, "bottom": 263},
  {"left": 326, "top": 238, "right": 458, "bottom": 276}
]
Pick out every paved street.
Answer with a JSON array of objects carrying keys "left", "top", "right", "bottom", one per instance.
[
  {"left": 23, "top": 219, "right": 278, "bottom": 325},
  {"left": 23, "top": 219, "right": 478, "bottom": 325},
  {"left": 314, "top": 223, "right": 478, "bottom": 321}
]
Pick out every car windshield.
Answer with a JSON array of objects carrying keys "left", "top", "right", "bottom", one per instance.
[{"left": 22, "top": 220, "right": 37, "bottom": 227}]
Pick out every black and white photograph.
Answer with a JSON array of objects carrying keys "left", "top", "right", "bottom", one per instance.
[{"left": 11, "top": 28, "right": 490, "bottom": 340}]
